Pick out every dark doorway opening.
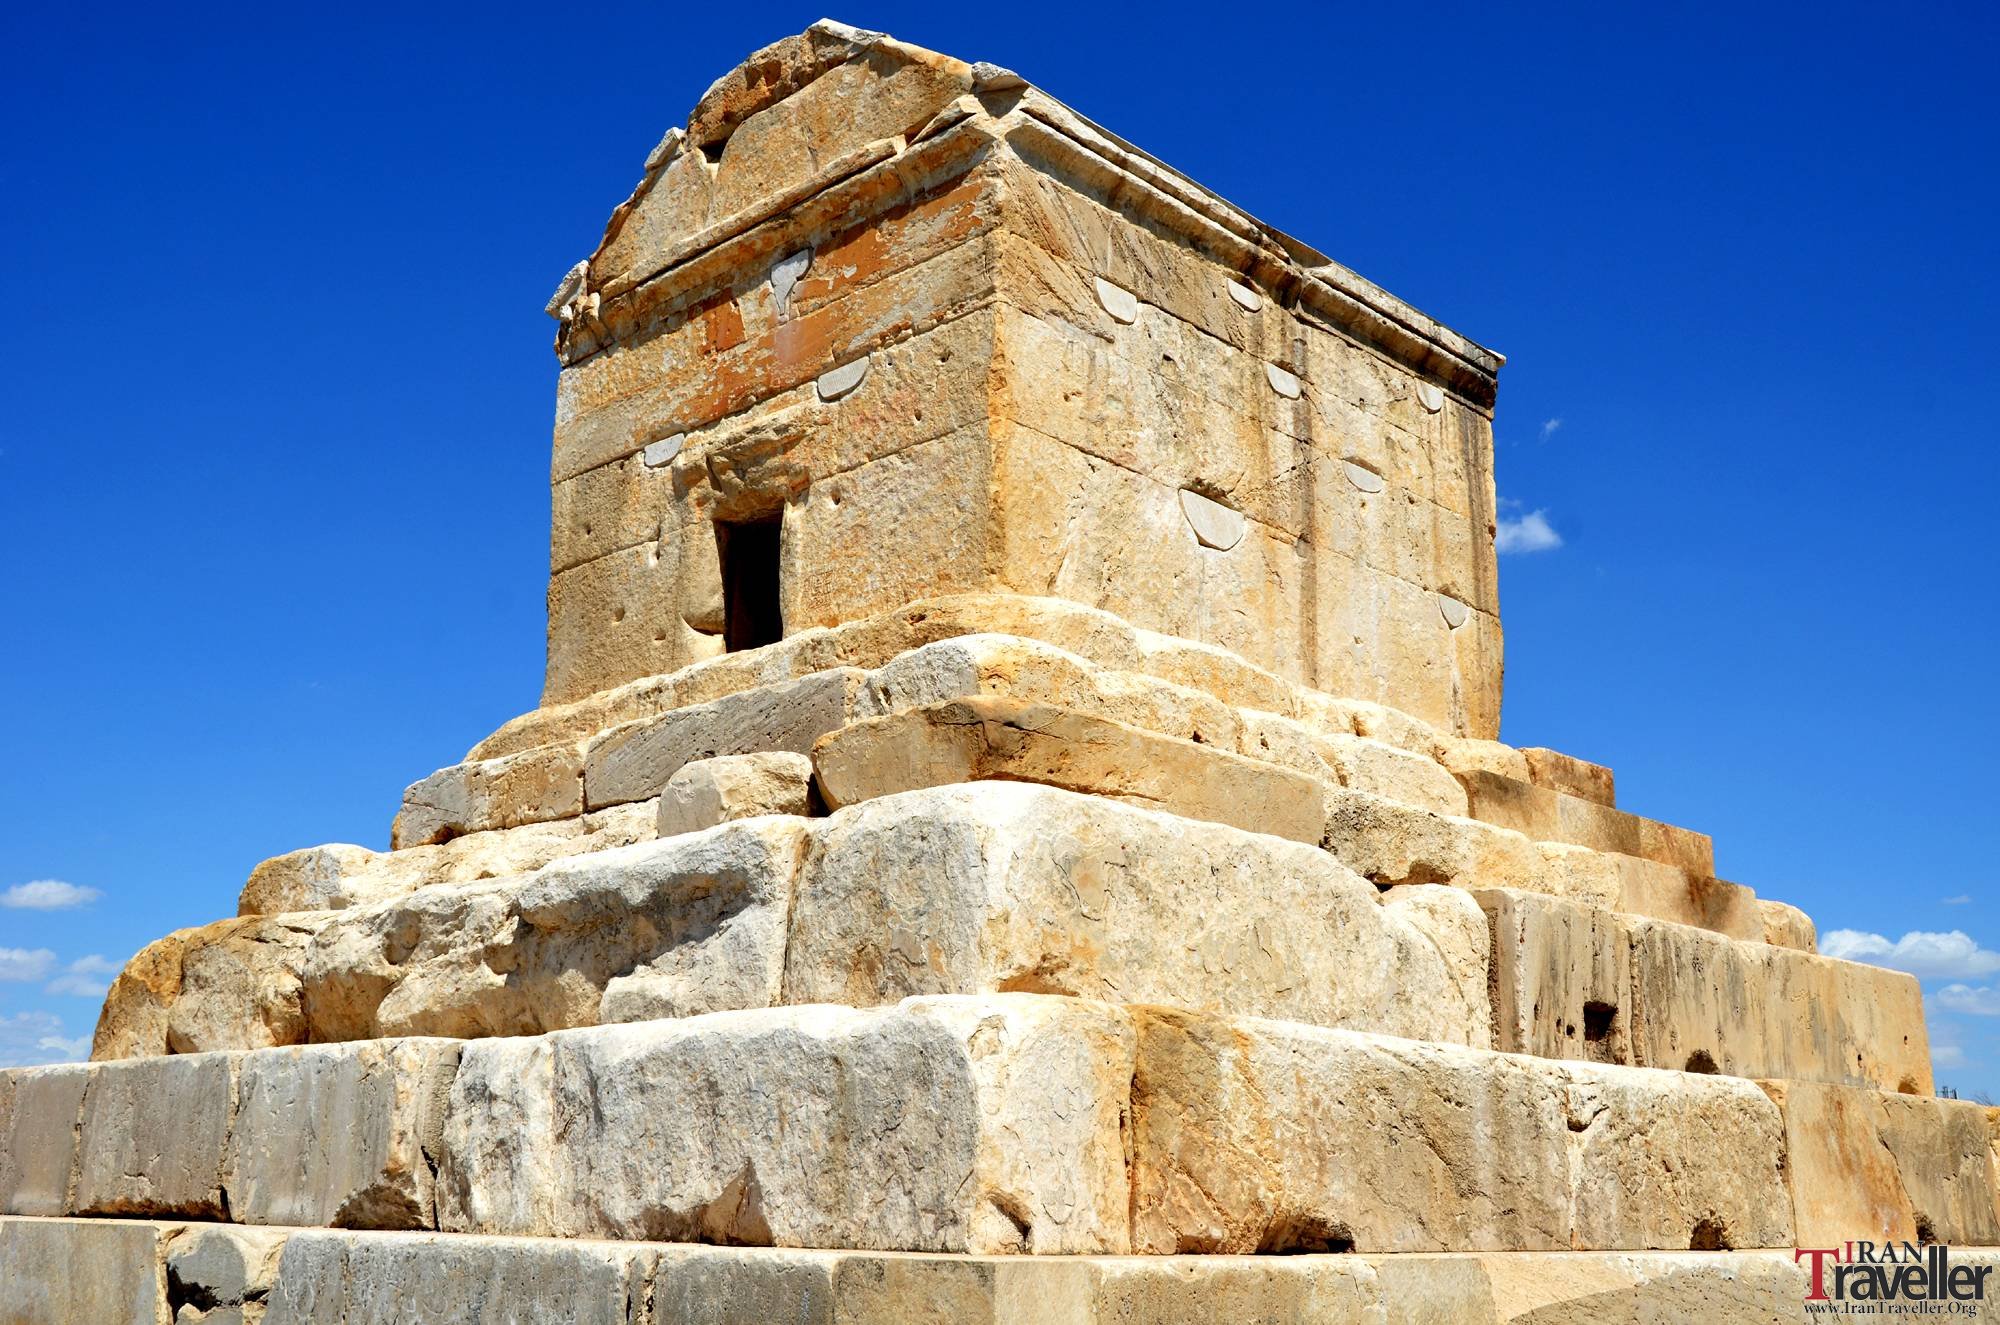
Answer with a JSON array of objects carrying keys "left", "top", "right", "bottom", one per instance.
[{"left": 717, "top": 516, "right": 784, "bottom": 652}]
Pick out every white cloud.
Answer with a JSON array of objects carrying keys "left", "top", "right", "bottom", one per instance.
[
  {"left": 1540, "top": 417, "right": 1563, "bottom": 440},
  {"left": 1821, "top": 928, "right": 2000, "bottom": 980},
  {"left": 45, "top": 954, "right": 117, "bottom": 999},
  {"left": 1933, "top": 1043, "right": 1968, "bottom": 1070},
  {"left": 1, "top": 879, "right": 101, "bottom": 910},
  {"left": 1944, "top": 894, "right": 1974, "bottom": 906},
  {"left": 0, "top": 947, "right": 57, "bottom": 982},
  {"left": 1934, "top": 984, "right": 2000, "bottom": 1016},
  {"left": 1496, "top": 509, "right": 1563, "bottom": 554},
  {"left": 0, "top": 1012, "right": 87, "bottom": 1067}
]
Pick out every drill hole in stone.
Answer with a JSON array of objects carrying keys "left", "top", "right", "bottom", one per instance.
[
  {"left": 1582, "top": 1002, "right": 1616, "bottom": 1043},
  {"left": 716, "top": 515, "right": 784, "bottom": 652}
]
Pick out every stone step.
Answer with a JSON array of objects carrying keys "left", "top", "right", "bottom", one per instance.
[
  {"left": 20, "top": 1216, "right": 1997, "bottom": 1325},
  {"left": 396, "top": 633, "right": 1475, "bottom": 853},
  {"left": 100, "top": 788, "right": 1885, "bottom": 1101},
  {"left": 242, "top": 800, "right": 656, "bottom": 914},
  {"left": 1479, "top": 887, "right": 1931, "bottom": 1093},
  {"left": 1457, "top": 768, "right": 1713, "bottom": 877},
  {"left": 18, "top": 997, "right": 1991, "bottom": 1258},
  {"left": 811, "top": 696, "right": 1330, "bottom": 842},
  {"left": 97, "top": 784, "right": 1492, "bottom": 1059}
]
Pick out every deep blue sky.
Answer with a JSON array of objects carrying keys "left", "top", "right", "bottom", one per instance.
[{"left": 2, "top": 2, "right": 1994, "bottom": 1087}]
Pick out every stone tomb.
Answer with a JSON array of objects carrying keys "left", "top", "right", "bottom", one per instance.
[{"left": 6, "top": 18, "right": 1994, "bottom": 1324}]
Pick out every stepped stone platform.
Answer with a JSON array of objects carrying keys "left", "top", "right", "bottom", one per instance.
[{"left": 7, "top": 18, "right": 1995, "bottom": 1323}]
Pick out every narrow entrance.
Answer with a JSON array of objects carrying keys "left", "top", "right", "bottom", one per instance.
[{"left": 717, "top": 515, "right": 784, "bottom": 652}]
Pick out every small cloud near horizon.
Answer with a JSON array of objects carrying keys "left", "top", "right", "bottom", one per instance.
[
  {"left": 1822, "top": 928, "right": 2000, "bottom": 981},
  {"left": 1, "top": 879, "right": 101, "bottom": 910},
  {"left": 0, "top": 947, "right": 57, "bottom": 982},
  {"left": 1935, "top": 984, "right": 2000, "bottom": 1016},
  {"left": 1496, "top": 509, "right": 1563, "bottom": 554},
  {"left": 0, "top": 1011, "right": 87, "bottom": 1068}
]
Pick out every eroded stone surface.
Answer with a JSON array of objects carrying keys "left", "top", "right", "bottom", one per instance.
[
  {"left": 436, "top": 995, "right": 1135, "bottom": 1253},
  {"left": 225, "top": 1039, "right": 462, "bottom": 1230},
  {"left": 1127, "top": 1009, "right": 1792, "bottom": 1255},
  {"left": 787, "top": 784, "right": 1492, "bottom": 1047}
]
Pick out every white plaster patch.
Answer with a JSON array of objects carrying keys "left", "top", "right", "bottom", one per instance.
[
  {"left": 641, "top": 434, "right": 685, "bottom": 469},
  {"left": 1094, "top": 277, "right": 1139, "bottom": 324},
  {"left": 1437, "top": 594, "right": 1470, "bottom": 629},
  {"left": 1416, "top": 382, "right": 1445, "bottom": 413},
  {"left": 816, "top": 358, "right": 870, "bottom": 402},
  {"left": 1265, "top": 364, "right": 1302, "bottom": 399},
  {"left": 1342, "top": 461, "right": 1385, "bottom": 494},
  {"left": 1178, "top": 489, "right": 1247, "bottom": 551},
  {"left": 1227, "top": 278, "right": 1262, "bottom": 312}
]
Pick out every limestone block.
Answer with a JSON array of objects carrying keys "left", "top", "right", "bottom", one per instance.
[
  {"left": 436, "top": 995, "right": 1134, "bottom": 1253},
  {"left": 782, "top": 428, "right": 1000, "bottom": 634},
  {"left": 656, "top": 751, "right": 816, "bottom": 837},
  {"left": 165, "top": 1224, "right": 289, "bottom": 1315},
  {"left": 224, "top": 1039, "right": 462, "bottom": 1230},
  {"left": 0, "top": 1064, "right": 87, "bottom": 1216},
  {"left": 786, "top": 784, "right": 1490, "bottom": 1047},
  {"left": 1236, "top": 710, "right": 1466, "bottom": 816},
  {"left": 1758, "top": 896, "right": 1817, "bottom": 951},
  {"left": 1476, "top": 888, "right": 1631, "bottom": 1066},
  {"left": 1319, "top": 787, "right": 1539, "bottom": 890},
  {"left": 1610, "top": 854, "right": 1761, "bottom": 940},
  {"left": 238, "top": 801, "right": 657, "bottom": 914},
  {"left": 390, "top": 743, "right": 584, "bottom": 849},
  {"left": 0, "top": 1216, "right": 167, "bottom": 1325},
  {"left": 584, "top": 669, "right": 863, "bottom": 808},
  {"left": 988, "top": 420, "right": 1309, "bottom": 693},
  {"left": 300, "top": 819, "right": 807, "bottom": 1041},
  {"left": 1520, "top": 746, "right": 1615, "bottom": 806},
  {"left": 553, "top": 225, "right": 999, "bottom": 487},
  {"left": 1368, "top": 1250, "right": 1808, "bottom": 1324},
  {"left": 1627, "top": 914, "right": 1932, "bottom": 1092},
  {"left": 1478, "top": 888, "right": 1930, "bottom": 1090},
  {"left": 812, "top": 697, "right": 1327, "bottom": 843},
  {"left": 1126, "top": 1009, "right": 1791, "bottom": 1254},
  {"left": 551, "top": 309, "right": 996, "bottom": 577},
  {"left": 73, "top": 1052, "right": 237, "bottom": 1218},
  {"left": 261, "top": 1227, "right": 661, "bottom": 1325},
  {"left": 1459, "top": 770, "right": 1714, "bottom": 877},
  {"left": 858, "top": 632, "right": 1243, "bottom": 751}
]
